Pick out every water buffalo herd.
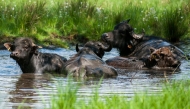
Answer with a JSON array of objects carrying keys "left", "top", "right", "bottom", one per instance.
[{"left": 4, "top": 19, "right": 187, "bottom": 78}]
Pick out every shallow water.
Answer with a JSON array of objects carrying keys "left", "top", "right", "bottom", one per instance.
[{"left": 0, "top": 43, "right": 190, "bottom": 109}]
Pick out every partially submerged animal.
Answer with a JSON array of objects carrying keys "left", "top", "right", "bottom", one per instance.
[
  {"left": 101, "top": 19, "right": 186, "bottom": 70},
  {"left": 63, "top": 41, "right": 118, "bottom": 78},
  {"left": 4, "top": 37, "right": 67, "bottom": 73},
  {"left": 106, "top": 47, "right": 181, "bottom": 70},
  {"left": 101, "top": 19, "right": 186, "bottom": 60}
]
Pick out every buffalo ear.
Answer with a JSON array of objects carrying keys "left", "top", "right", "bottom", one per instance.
[
  {"left": 31, "top": 43, "right": 42, "bottom": 54},
  {"left": 4, "top": 43, "right": 12, "bottom": 51},
  {"left": 149, "top": 47, "right": 156, "bottom": 53},
  {"left": 76, "top": 43, "right": 80, "bottom": 52}
]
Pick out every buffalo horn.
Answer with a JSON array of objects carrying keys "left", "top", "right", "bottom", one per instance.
[
  {"left": 132, "top": 29, "right": 145, "bottom": 39},
  {"left": 98, "top": 42, "right": 112, "bottom": 52}
]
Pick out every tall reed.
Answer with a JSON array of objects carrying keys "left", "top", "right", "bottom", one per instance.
[{"left": 161, "top": 6, "right": 188, "bottom": 42}]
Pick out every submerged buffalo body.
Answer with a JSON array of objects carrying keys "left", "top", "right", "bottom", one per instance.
[
  {"left": 101, "top": 19, "right": 185, "bottom": 69},
  {"left": 4, "top": 37, "right": 67, "bottom": 73},
  {"left": 63, "top": 41, "right": 118, "bottom": 78}
]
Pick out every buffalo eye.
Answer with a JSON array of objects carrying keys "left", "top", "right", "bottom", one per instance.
[
  {"left": 152, "top": 54, "right": 160, "bottom": 59},
  {"left": 151, "top": 54, "right": 156, "bottom": 59},
  {"left": 23, "top": 46, "right": 29, "bottom": 50}
]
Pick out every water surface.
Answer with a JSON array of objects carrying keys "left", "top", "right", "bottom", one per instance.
[{"left": 0, "top": 43, "right": 189, "bottom": 109}]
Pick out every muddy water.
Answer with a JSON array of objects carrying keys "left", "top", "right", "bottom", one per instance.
[{"left": 0, "top": 44, "right": 190, "bottom": 109}]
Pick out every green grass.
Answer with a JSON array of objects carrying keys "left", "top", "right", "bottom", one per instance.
[
  {"left": 50, "top": 80, "right": 78, "bottom": 109},
  {"left": 0, "top": 0, "right": 190, "bottom": 46},
  {"left": 49, "top": 80, "right": 190, "bottom": 109}
]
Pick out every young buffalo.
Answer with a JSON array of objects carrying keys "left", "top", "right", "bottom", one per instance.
[
  {"left": 63, "top": 41, "right": 118, "bottom": 78},
  {"left": 106, "top": 47, "right": 180, "bottom": 70},
  {"left": 4, "top": 37, "right": 67, "bottom": 73},
  {"left": 101, "top": 19, "right": 186, "bottom": 61}
]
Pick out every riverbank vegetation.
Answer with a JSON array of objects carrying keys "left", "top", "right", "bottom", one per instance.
[
  {"left": 49, "top": 80, "right": 190, "bottom": 109},
  {"left": 0, "top": 0, "right": 190, "bottom": 47}
]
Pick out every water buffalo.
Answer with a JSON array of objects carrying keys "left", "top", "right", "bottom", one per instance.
[
  {"left": 101, "top": 19, "right": 186, "bottom": 60},
  {"left": 63, "top": 41, "right": 118, "bottom": 78},
  {"left": 106, "top": 47, "right": 181, "bottom": 70},
  {"left": 4, "top": 37, "right": 67, "bottom": 73},
  {"left": 101, "top": 19, "right": 186, "bottom": 69}
]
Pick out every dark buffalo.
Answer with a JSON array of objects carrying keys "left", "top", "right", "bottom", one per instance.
[
  {"left": 63, "top": 41, "right": 118, "bottom": 78},
  {"left": 101, "top": 19, "right": 186, "bottom": 60},
  {"left": 106, "top": 47, "right": 181, "bottom": 70},
  {"left": 4, "top": 37, "right": 67, "bottom": 73}
]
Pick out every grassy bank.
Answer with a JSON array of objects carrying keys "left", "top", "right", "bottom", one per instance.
[
  {"left": 49, "top": 80, "right": 190, "bottom": 109},
  {"left": 0, "top": 0, "right": 190, "bottom": 47}
]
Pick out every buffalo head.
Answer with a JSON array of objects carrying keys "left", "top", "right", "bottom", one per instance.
[
  {"left": 101, "top": 19, "right": 145, "bottom": 56},
  {"left": 149, "top": 47, "right": 180, "bottom": 68},
  {"left": 76, "top": 41, "right": 112, "bottom": 58},
  {"left": 4, "top": 37, "right": 42, "bottom": 61}
]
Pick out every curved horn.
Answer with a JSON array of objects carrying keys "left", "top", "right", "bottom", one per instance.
[
  {"left": 98, "top": 42, "right": 112, "bottom": 52},
  {"left": 76, "top": 43, "right": 80, "bottom": 52},
  {"left": 131, "top": 29, "right": 145, "bottom": 39}
]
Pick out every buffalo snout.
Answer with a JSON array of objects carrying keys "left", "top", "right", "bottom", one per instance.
[
  {"left": 101, "top": 32, "right": 112, "bottom": 43},
  {"left": 10, "top": 51, "right": 19, "bottom": 58},
  {"left": 101, "top": 33, "right": 109, "bottom": 39}
]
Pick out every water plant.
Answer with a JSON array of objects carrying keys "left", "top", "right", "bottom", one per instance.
[
  {"left": 50, "top": 80, "right": 78, "bottom": 109},
  {"left": 49, "top": 79, "right": 190, "bottom": 109}
]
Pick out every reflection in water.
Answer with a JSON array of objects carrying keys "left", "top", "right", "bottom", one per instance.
[
  {"left": 0, "top": 45, "right": 189, "bottom": 108},
  {"left": 9, "top": 73, "right": 53, "bottom": 109}
]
